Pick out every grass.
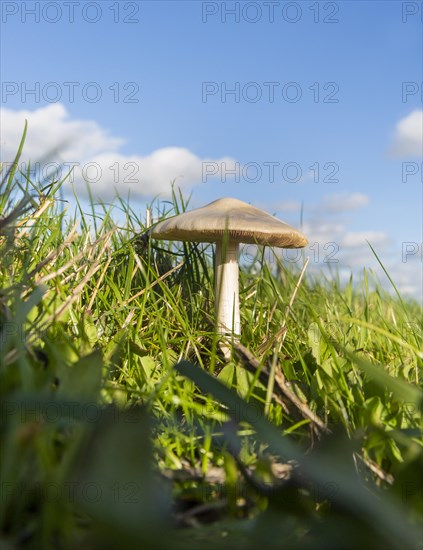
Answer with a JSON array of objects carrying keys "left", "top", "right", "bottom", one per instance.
[{"left": 1, "top": 129, "right": 422, "bottom": 549}]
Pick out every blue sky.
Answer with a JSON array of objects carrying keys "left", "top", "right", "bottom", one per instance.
[{"left": 1, "top": 1, "right": 422, "bottom": 299}]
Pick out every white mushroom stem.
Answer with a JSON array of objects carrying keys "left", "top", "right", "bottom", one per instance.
[{"left": 215, "top": 240, "right": 240, "bottom": 337}]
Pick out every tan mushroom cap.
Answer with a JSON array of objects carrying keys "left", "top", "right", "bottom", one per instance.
[{"left": 150, "top": 197, "right": 308, "bottom": 248}]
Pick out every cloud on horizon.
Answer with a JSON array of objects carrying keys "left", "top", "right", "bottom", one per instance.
[
  {"left": 321, "top": 192, "right": 369, "bottom": 213},
  {"left": 0, "top": 104, "right": 237, "bottom": 199},
  {"left": 390, "top": 109, "right": 423, "bottom": 158}
]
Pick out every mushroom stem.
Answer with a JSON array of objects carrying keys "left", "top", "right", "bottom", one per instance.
[{"left": 215, "top": 240, "right": 240, "bottom": 338}]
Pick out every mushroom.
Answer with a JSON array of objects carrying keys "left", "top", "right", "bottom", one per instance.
[{"left": 149, "top": 197, "right": 307, "bottom": 347}]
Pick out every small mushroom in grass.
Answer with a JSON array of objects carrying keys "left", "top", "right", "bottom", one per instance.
[{"left": 150, "top": 198, "right": 307, "bottom": 349}]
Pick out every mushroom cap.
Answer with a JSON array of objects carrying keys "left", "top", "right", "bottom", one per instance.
[{"left": 150, "top": 197, "right": 308, "bottom": 248}]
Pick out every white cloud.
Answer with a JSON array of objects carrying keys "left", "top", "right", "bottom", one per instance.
[
  {"left": 391, "top": 109, "right": 423, "bottom": 158},
  {"left": 0, "top": 103, "right": 124, "bottom": 160},
  {"left": 321, "top": 192, "right": 369, "bottom": 213},
  {"left": 0, "top": 104, "right": 237, "bottom": 199},
  {"left": 302, "top": 222, "right": 345, "bottom": 246},
  {"left": 341, "top": 231, "right": 390, "bottom": 248},
  {"left": 299, "top": 199, "right": 421, "bottom": 298},
  {"left": 387, "top": 265, "right": 422, "bottom": 298},
  {"left": 69, "top": 149, "right": 237, "bottom": 199}
]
